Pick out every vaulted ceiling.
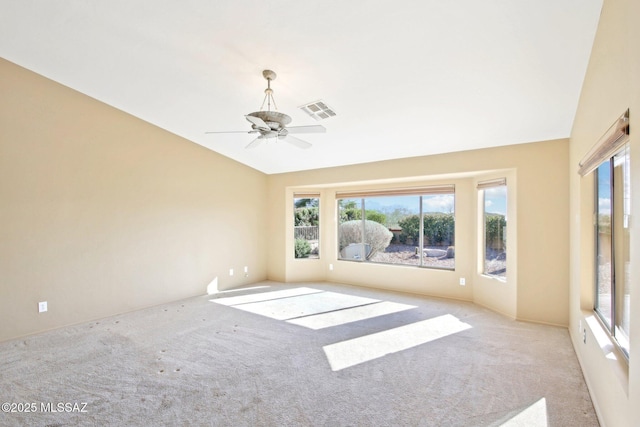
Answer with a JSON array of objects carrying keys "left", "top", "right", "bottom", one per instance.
[{"left": 0, "top": 1, "right": 602, "bottom": 174}]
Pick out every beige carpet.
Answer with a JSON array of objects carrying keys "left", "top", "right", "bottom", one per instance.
[{"left": 0, "top": 281, "right": 598, "bottom": 426}]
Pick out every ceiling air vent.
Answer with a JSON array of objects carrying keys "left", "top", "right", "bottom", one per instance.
[{"left": 299, "top": 100, "right": 336, "bottom": 121}]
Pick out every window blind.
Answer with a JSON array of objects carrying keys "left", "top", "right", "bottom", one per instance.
[
  {"left": 335, "top": 185, "right": 454, "bottom": 199},
  {"left": 293, "top": 192, "right": 320, "bottom": 199},
  {"left": 477, "top": 178, "right": 506, "bottom": 189},
  {"left": 578, "top": 109, "right": 630, "bottom": 176}
]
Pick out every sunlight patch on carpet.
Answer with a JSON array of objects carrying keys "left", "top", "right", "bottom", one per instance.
[
  {"left": 287, "top": 301, "right": 416, "bottom": 330},
  {"left": 210, "top": 285, "right": 271, "bottom": 295},
  {"left": 210, "top": 287, "right": 421, "bottom": 330},
  {"left": 210, "top": 287, "right": 322, "bottom": 306},
  {"left": 500, "top": 398, "right": 548, "bottom": 426},
  {"left": 216, "top": 291, "right": 380, "bottom": 321},
  {"left": 323, "top": 314, "right": 472, "bottom": 371}
]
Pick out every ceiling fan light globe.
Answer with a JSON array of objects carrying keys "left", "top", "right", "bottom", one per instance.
[{"left": 264, "top": 130, "right": 278, "bottom": 139}]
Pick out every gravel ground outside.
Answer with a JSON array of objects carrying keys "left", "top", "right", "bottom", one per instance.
[
  {"left": 369, "top": 244, "right": 506, "bottom": 276},
  {"left": 369, "top": 244, "right": 454, "bottom": 269}
]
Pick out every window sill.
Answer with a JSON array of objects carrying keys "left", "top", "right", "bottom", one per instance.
[
  {"left": 337, "top": 258, "right": 455, "bottom": 271},
  {"left": 582, "top": 311, "right": 629, "bottom": 395},
  {"left": 480, "top": 274, "right": 507, "bottom": 283}
]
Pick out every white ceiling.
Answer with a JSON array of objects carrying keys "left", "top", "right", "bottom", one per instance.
[{"left": 0, "top": 1, "right": 602, "bottom": 174}]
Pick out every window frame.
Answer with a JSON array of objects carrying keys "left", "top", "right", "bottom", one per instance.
[
  {"left": 336, "top": 186, "right": 456, "bottom": 270},
  {"left": 293, "top": 194, "right": 320, "bottom": 260},
  {"left": 478, "top": 179, "right": 507, "bottom": 280},
  {"left": 593, "top": 145, "right": 630, "bottom": 359},
  {"left": 579, "top": 109, "right": 630, "bottom": 361}
]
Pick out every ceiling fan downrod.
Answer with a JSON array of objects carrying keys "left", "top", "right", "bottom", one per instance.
[{"left": 260, "top": 69, "right": 278, "bottom": 112}]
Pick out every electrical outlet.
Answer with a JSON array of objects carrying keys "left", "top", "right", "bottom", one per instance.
[
  {"left": 329, "top": 264, "right": 334, "bottom": 271},
  {"left": 583, "top": 329, "right": 587, "bottom": 344},
  {"left": 459, "top": 278, "right": 466, "bottom": 286},
  {"left": 229, "top": 268, "right": 234, "bottom": 276},
  {"left": 38, "top": 301, "right": 47, "bottom": 313},
  {"left": 579, "top": 320, "right": 582, "bottom": 334},
  {"left": 244, "top": 266, "right": 249, "bottom": 277}
]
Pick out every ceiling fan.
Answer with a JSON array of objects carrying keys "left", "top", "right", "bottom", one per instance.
[{"left": 206, "top": 70, "right": 326, "bottom": 149}]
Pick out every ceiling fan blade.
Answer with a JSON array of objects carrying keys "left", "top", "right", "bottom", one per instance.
[
  {"left": 245, "top": 137, "right": 264, "bottom": 149},
  {"left": 282, "top": 135, "right": 312, "bottom": 149},
  {"left": 285, "top": 125, "right": 326, "bottom": 134},
  {"left": 205, "top": 130, "right": 258, "bottom": 134},
  {"left": 245, "top": 115, "right": 270, "bottom": 131}
]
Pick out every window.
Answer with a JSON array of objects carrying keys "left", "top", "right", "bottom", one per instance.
[
  {"left": 294, "top": 194, "right": 320, "bottom": 259},
  {"left": 479, "top": 179, "right": 507, "bottom": 278},
  {"left": 336, "top": 186, "right": 455, "bottom": 269},
  {"left": 579, "top": 109, "right": 630, "bottom": 358},
  {"left": 594, "top": 146, "right": 630, "bottom": 356}
]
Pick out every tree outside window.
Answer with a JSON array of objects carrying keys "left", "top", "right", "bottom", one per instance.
[{"left": 294, "top": 196, "right": 319, "bottom": 259}]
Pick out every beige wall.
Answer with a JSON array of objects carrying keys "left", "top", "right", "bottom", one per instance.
[
  {"left": 569, "top": 0, "right": 640, "bottom": 425},
  {"left": 0, "top": 59, "right": 268, "bottom": 342},
  {"left": 267, "top": 138, "right": 569, "bottom": 326}
]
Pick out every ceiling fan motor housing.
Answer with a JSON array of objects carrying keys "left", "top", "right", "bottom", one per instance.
[{"left": 247, "top": 111, "right": 292, "bottom": 130}]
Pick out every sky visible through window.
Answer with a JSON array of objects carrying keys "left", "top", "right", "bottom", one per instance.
[
  {"left": 484, "top": 187, "right": 507, "bottom": 216},
  {"left": 597, "top": 161, "right": 611, "bottom": 215},
  {"left": 362, "top": 193, "right": 504, "bottom": 215},
  {"left": 362, "top": 195, "right": 454, "bottom": 214}
]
